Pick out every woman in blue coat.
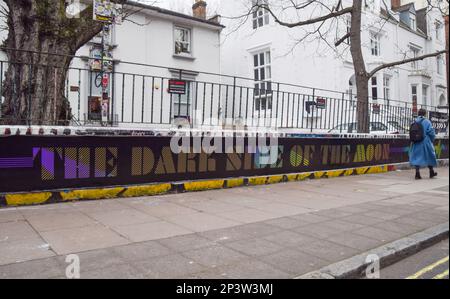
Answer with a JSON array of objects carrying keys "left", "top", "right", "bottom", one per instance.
[{"left": 409, "top": 109, "right": 438, "bottom": 180}]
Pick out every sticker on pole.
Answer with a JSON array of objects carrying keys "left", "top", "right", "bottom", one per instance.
[
  {"left": 168, "top": 80, "right": 187, "bottom": 95},
  {"left": 93, "top": 0, "right": 123, "bottom": 24}
]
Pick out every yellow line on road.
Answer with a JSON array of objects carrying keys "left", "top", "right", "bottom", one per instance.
[
  {"left": 433, "top": 270, "right": 449, "bottom": 280},
  {"left": 407, "top": 256, "right": 449, "bottom": 279}
]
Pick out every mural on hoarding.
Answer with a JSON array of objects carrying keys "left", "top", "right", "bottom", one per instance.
[{"left": 0, "top": 136, "right": 448, "bottom": 193}]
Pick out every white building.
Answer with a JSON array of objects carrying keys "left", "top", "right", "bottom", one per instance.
[
  {"left": 70, "top": 1, "right": 223, "bottom": 128},
  {"left": 218, "top": 0, "right": 448, "bottom": 131}
]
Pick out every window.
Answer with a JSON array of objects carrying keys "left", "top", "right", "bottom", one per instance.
[
  {"left": 174, "top": 27, "right": 191, "bottom": 56},
  {"left": 411, "top": 84, "right": 418, "bottom": 103},
  {"left": 422, "top": 85, "right": 429, "bottom": 106},
  {"left": 410, "top": 46, "right": 421, "bottom": 70},
  {"left": 371, "top": 77, "right": 378, "bottom": 100},
  {"left": 410, "top": 14, "right": 416, "bottom": 31},
  {"left": 173, "top": 82, "right": 192, "bottom": 118},
  {"left": 252, "top": 0, "right": 269, "bottom": 29},
  {"left": 383, "top": 75, "right": 391, "bottom": 100},
  {"left": 370, "top": 33, "right": 380, "bottom": 56},
  {"left": 253, "top": 50, "right": 272, "bottom": 111},
  {"left": 435, "top": 21, "right": 443, "bottom": 41},
  {"left": 437, "top": 55, "right": 444, "bottom": 75}
]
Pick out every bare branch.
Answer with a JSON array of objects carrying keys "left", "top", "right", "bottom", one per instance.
[
  {"left": 259, "top": 3, "right": 353, "bottom": 28},
  {"left": 335, "top": 32, "right": 350, "bottom": 47},
  {"left": 368, "top": 50, "right": 448, "bottom": 78}
]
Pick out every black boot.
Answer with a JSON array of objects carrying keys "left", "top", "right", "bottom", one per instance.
[
  {"left": 429, "top": 167, "right": 438, "bottom": 179},
  {"left": 415, "top": 167, "right": 422, "bottom": 180}
]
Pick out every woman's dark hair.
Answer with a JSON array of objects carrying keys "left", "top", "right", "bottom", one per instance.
[{"left": 418, "top": 108, "right": 427, "bottom": 117}]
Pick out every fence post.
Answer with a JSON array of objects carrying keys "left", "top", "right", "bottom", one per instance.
[
  {"left": 54, "top": 68, "right": 58, "bottom": 126},
  {"left": 232, "top": 77, "right": 236, "bottom": 122},
  {"left": 338, "top": 93, "right": 344, "bottom": 134},
  {"left": 178, "top": 69, "right": 182, "bottom": 120},
  {"left": 275, "top": 83, "right": 280, "bottom": 130},
  {"left": 310, "top": 88, "right": 315, "bottom": 133},
  {"left": 27, "top": 53, "right": 33, "bottom": 126},
  {"left": 110, "top": 63, "right": 115, "bottom": 126}
]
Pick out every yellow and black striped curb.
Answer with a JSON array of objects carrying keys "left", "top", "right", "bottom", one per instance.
[{"left": 0, "top": 161, "right": 446, "bottom": 207}]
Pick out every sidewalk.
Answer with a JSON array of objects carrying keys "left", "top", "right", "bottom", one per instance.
[{"left": 0, "top": 167, "right": 448, "bottom": 279}]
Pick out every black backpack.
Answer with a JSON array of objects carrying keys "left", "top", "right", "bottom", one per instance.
[{"left": 410, "top": 118, "right": 425, "bottom": 143}]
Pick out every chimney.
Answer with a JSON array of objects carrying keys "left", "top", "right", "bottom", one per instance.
[
  {"left": 391, "top": 0, "right": 401, "bottom": 9},
  {"left": 193, "top": 0, "right": 207, "bottom": 19}
]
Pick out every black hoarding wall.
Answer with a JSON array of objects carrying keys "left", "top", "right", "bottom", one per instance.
[{"left": 0, "top": 136, "right": 448, "bottom": 193}]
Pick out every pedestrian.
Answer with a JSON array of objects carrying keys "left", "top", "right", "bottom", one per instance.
[{"left": 409, "top": 108, "right": 438, "bottom": 180}]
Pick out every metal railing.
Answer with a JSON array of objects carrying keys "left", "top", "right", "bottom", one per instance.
[{"left": 0, "top": 51, "right": 447, "bottom": 134}]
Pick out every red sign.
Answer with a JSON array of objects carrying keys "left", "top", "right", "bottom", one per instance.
[
  {"left": 102, "top": 74, "right": 109, "bottom": 88},
  {"left": 372, "top": 104, "right": 381, "bottom": 114},
  {"left": 316, "top": 98, "right": 326, "bottom": 109},
  {"left": 168, "top": 80, "right": 186, "bottom": 95}
]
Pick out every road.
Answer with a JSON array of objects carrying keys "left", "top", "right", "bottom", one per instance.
[{"left": 380, "top": 239, "right": 449, "bottom": 279}]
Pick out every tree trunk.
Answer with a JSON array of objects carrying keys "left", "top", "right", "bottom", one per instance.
[
  {"left": 349, "top": 0, "right": 370, "bottom": 133},
  {"left": 1, "top": 0, "right": 103, "bottom": 125},
  {"left": 2, "top": 45, "right": 74, "bottom": 125}
]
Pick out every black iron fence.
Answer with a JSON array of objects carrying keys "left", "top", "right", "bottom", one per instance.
[{"left": 0, "top": 52, "right": 447, "bottom": 134}]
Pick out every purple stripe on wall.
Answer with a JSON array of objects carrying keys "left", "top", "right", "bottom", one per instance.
[{"left": 0, "top": 157, "right": 34, "bottom": 169}]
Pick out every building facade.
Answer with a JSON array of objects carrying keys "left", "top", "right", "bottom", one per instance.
[
  {"left": 218, "top": 0, "right": 448, "bottom": 130},
  {"left": 0, "top": 0, "right": 447, "bottom": 133}
]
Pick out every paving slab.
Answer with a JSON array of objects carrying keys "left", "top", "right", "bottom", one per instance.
[
  {"left": 111, "top": 221, "right": 192, "bottom": 243},
  {"left": 0, "top": 209, "right": 24, "bottom": 223},
  {"left": 0, "top": 237, "right": 56, "bottom": 265},
  {"left": 40, "top": 225, "right": 129, "bottom": 255},
  {"left": 25, "top": 211, "right": 98, "bottom": 232},
  {"left": 163, "top": 212, "right": 240, "bottom": 232},
  {"left": 327, "top": 232, "right": 383, "bottom": 251},
  {"left": 225, "top": 237, "right": 284, "bottom": 256},
  {"left": 262, "top": 230, "right": 319, "bottom": 247},
  {"left": 84, "top": 208, "right": 160, "bottom": 228},
  {"left": 158, "top": 234, "right": 216, "bottom": 252},
  {"left": 180, "top": 245, "right": 247, "bottom": 268},
  {"left": 259, "top": 248, "right": 329, "bottom": 275},
  {"left": 111, "top": 241, "right": 174, "bottom": 262},
  {"left": 132, "top": 253, "right": 207, "bottom": 279},
  {"left": 296, "top": 239, "right": 360, "bottom": 263},
  {"left": 0, "top": 257, "right": 64, "bottom": 279},
  {"left": 192, "top": 260, "right": 292, "bottom": 279}
]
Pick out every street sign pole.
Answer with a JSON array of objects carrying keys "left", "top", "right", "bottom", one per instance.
[
  {"left": 93, "top": 0, "right": 122, "bottom": 126},
  {"left": 100, "top": 23, "right": 110, "bottom": 125}
]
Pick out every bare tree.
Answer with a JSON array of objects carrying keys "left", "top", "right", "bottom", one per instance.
[
  {"left": 0, "top": 0, "right": 151, "bottom": 125},
  {"left": 238, "top": 0, "right": 448, "bottom": 133}
]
